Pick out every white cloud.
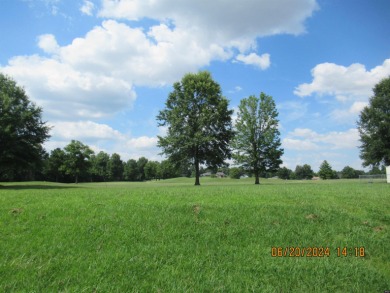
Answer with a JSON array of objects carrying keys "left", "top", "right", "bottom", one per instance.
[
  {"left": 38, "top": 34, "right": 60, "bottom": 54},
  {"left": 294, "top": 59, "right": 390, "bottom": 125},
  {"left": 228, "top": 86, "right": 243, "bottom": 94},
  {"left": 329, "top": 101, "right": 369, "bottom": 123},
  {"left": 349, "top": 101, "right": 368, "bottom": 114},
  {"left": 80, "top": 0, "right": 95, "bottom": 16},
  {"left": 2, "top": 53, "right": 136, "bottom": 120},
  {"left": 127, "top": 136, "right": 159, "bottom": 150},
  {"left": 98, "top": 0, "right": 318, "bottom": 42},
  {"left": 2, "top": 1, "right": 318, "bottom": 123},
  {"left": 282, "top": 128, "right": 362, "bottom": 171},
  {"left": 284, "top": 128, "right": 359, "bottom": 150},
  {"left": 294, "top": 59, "right": 390, "bottom": 100},
  {"left": 50, "top": 121, "right": 125, "bottom": 140},
  {"left": 283, "top": 138, "right": 320, "bottom": 151},
  {"left": 235, "top": 53, "right": 271, "bottom": 70}
]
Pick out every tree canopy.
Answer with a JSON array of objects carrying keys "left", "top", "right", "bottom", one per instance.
[
  {"left": 358, "top": 76, "right": 390, "bottom": 167},
  {"left": 232, "top": 93, "right": 283, "bottom": 184},
  {"left": 157, "top": 71, "right": 234, "bottom": 185},
  {"left": 318, "top": 160, "right": 337, "bottom": 180},
  {"left": 61, "top": 140, "right": 94, "bottom": 183},
  {"left": 294, "top": 164, "right": 314, "bottom": 180},
  {"left": 0, "top": 73, "right": 50, "bottom": 179}
]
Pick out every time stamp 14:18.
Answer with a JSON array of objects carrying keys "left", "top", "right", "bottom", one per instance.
[{"left": 271, "top": 246, "right": 366, "bottom": 257}]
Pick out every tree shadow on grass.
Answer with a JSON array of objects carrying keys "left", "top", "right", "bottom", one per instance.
[{"left": 0, "top": 184, "right": 80, "bottom": 190}]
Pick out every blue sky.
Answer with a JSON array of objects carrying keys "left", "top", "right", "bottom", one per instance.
[{"left": 1, "top": 0, "right": 389, "bottom": 171}]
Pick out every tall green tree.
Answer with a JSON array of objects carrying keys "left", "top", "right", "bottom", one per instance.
[
  {"left": 90, "top": 151, "right": 110, "bottom": 181},
  {"left": 0, "top": 73, "right": 50, "bottom": 178},
  {"left": 318, "top": 160, "right": 337, "bottom": 180},
  {"left": 124, "top": 159, "right": 138, "bottom": 181},
  {"left": 108, "top": 153, "right": 124, "bottom": 181},
  {"left": 61, "top": 140, "right": 94, "bottom": 183},
  {"left": 158, "top": 159, "right": 178, "bottom": 179},
  {"left": 157, "top": 71, "right": 234, "bottom": 185},
  {"left": 232, "top": 93, "right": 283, "bottom": 184},
  {"left": 294, "top": 164, "right": 314, "bottom": 180},
  {"left": 45, "top": 148, "right": 66, "bottom": 182},
  {"left": 144, "top": 161, "right": 160, "bottom": 180},
  {"left": 137, "top": 157, "right": 148, "bottom": 181},
  {"left": 357, "top": 76, "right": 390, "bottom": 167},
  {"left": 278, "top": 167, "right": 293, "bottom": 180}
]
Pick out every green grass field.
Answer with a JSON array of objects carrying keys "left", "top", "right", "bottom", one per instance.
[{"left": 1, "top": 178, "right": 389, "bottom": 292}]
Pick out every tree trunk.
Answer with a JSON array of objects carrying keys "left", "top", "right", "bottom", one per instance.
[
  {"left": 254, "top": 169, "right": 260, "bottom": 185},
  {"left": 75, "top": 174, "right": 79, "bottom": 184},
  {"left": 194, "top": 158, "right": 200, "bottom": 186}
]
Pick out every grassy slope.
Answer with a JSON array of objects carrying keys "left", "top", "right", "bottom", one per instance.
[{"left": 0, "top": 178, "right": 389, "bottom": 292}]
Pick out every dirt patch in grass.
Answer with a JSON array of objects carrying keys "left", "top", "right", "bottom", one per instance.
[
  {"left": 10, "top": 208, "right": 23, "bottom": 215},
  {"left": 305, "top": 214, "right": 318, "bottom": 219},
  {"left": 373, "top": 226, "right": 384, "bottom": 232}
]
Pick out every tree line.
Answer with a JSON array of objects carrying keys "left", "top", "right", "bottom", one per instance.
[
  {"left": 1, "top": 72, "right": 389, "bottom": 184},
  {"left": 42, "top": 140, "right": 184, "bottom": 183}
]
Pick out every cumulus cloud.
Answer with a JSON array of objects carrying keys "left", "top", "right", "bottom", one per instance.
[
  {"left": 283, "top": 138, "right": 320, "bottom": 151},
  {"left": 1, "top": 1, "right": 318, "bottom": 123},
  {"left": 294, "top": 59, "right": 390, "bottom": 125},
  {"left": 80, "top": 0, "right": 95, "bottom": 16},
  {"left": 38, "top": 34, "right": 60, "bottom": 54},
  {"left": 284, "top": 128, "right": 359, "bottom": 150},
  {"left": 50, "top": 121, "right": 125, "bottom": 140},
  {"left": 282, "top": 128, "right": 362, "bottom": 170},
  {"left": 98, "top": 0, "right": 318, "bottom": 42},
  {"left": 294, "top": 59, "right": 390, "bottom": 100},
  {"left": 235, "top": 53, "right": 271, "bottom": 70},
  {"left": 2, "top": 53, "right": 136, "bottom": 120}
]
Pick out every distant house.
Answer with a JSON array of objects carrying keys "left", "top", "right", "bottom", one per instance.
[
  {"left": 312, "top": 176, "right": 320, "bottom": 180},
  {"left": 201, "top": 172, "right": 212, "bottom": 177},
  {"left": 216, "top": 172, "right": 226, "bottom": 178},
  {"left": 240, "top": 174, "right": 249, "bottom": 179}
]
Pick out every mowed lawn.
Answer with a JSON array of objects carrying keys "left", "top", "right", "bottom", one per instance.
[{"left": 0, "top": 178, "right": 389, "bottom": 292}]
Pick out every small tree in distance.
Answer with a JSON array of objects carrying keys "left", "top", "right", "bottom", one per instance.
[
  {"left": 61, "top": 140, "right": 94, "bottom": 183},
  {"left": 229, "top": 167, "right": 242, "bottom": 179},
  {"left": 318, "top": 160, "right": 338, "bottom": 180},
  {"left": 294, "top": 164, "right": 314, "bottom": 180},
  {"left": 278, "top": 167, "right": 293, "bottom": 180}
]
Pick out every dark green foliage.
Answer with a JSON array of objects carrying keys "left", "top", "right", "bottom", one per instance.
[
  {"left": 0, "top": 73, "right": 50, "bottom": 179},
  {"left": 124, "top": 159, "right": 138, "bottom": 181},
  {"left": 158, "top": 159, "right": 179, "bottom": 179},
  {"left": 368, "top": 165, "right": 386, "bottom": 175},
  {"left": 318, "top": 160, "right": 335, "bottom": 180},
  {"left": 232, "top": 93, "right": 283, "bottom": 184},
  {"left": 90, "top": 151, "right": 110, "bottom": 182},
  {"left": 144, "top": 161, "right": 160, "bottom": 180},
  {"left": 61, "top": 140, "right": 94, "bottom": 183},
  {"left": 277, "top": 167, "right": 293, "bottom": 180},
  {"left": 340, "top": 166, "right": 365, "bottom": 179},
  {"left": 229, "top": 167, "right": 242, "bottom": 179},
  {"left": 108, "top": 153, "right": 124, "bottom": 181},
  {"left": 44, "top": 148, "right": 66, "bottom": 182},
  {"left": 358, "top": 76, "right": 390, "bottom": 167},
  {"left": 136, "top": 157, "right": 148, "bottom": 181},
  {"left": 294, "top": 164, "right": 314, "bottom": 180},
  {"left": 157, "top": 71, "right": 234, "bottom": 185}
]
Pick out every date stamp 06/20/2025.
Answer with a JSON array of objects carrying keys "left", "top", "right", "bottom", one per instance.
[{"left": 271, "top": 246, "right": 366, "bottom": 258}]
